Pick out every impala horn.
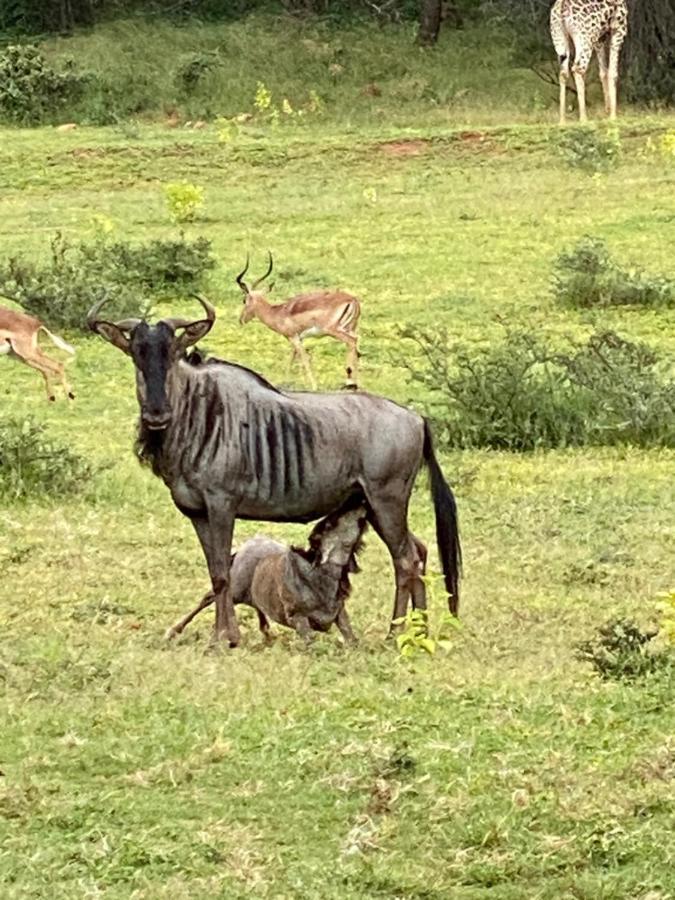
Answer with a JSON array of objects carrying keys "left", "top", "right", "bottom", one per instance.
[
  {"left": 236, "top": 255, "right": 250, "bottom": 294},
  {"left": 251, "top": 251, "right": 274, "bottom": 291}
]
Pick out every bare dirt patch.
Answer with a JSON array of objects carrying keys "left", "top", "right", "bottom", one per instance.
[{"left": 379, "top": 139, "right": 430, "bottom": 157}]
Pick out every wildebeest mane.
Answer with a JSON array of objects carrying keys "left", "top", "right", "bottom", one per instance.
[{"left": 182, "top": 351, "right": 283, "bottom": 395}]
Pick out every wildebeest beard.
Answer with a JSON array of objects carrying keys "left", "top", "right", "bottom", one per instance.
[{"left": 135, "top": 423, "right": 166, "bottom": 473}]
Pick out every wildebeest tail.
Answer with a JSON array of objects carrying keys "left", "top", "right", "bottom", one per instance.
[{"left": 423, "top": 419, "right": 461, "bottom": 615}]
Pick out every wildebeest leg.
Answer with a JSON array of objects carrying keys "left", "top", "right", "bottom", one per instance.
[
  {"left": 191, "top": 512, "right": 240, "bottom": 646},
  {"left": 335, "top": 605, "right": 358, "bottom": 645},
  {"left": 364, "top": 485, "right": 421, "bottom": 634},
  {"left": 165, "top": 590, "right": 214, "bottom": 640}
]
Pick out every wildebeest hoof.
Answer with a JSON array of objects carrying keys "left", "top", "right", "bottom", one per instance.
[
  {"left": 68, "top": 391, "right": 75, "bottom": 400},
  {"left": 165, "top": 625, "right": 179, "bottom": 641}
]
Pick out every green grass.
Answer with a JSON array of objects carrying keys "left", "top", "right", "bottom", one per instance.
[{"left": 1, "top": 22, "right": 675, "bottom": 896}]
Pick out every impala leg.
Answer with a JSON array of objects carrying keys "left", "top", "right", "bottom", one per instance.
[
  {"left": 290, "top": 336, "right": 317, "bottom": 390},
  {"left": 191, "top": 512, "right": 240, "bottom": 646},
  {"left": 165, "top": 590, "right": 215, "bottom": 640},
  {"left": 330, "top": 331, "right": 359, "bottom": 386},
  {"left": 18, "top": 355, "right": 58, "bottom": 400}
]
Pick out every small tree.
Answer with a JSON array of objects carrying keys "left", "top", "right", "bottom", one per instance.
[{"left": 418, "top": 0, "right": 442, "bottom": 45}]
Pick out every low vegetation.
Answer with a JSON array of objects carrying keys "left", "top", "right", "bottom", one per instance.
[
  {"left": 553, "top": 236, "right": 675, "bottom": 308},
  {"left": 575, "top": 617, "right": 672, "bottom": 681},
  {"left": 402, "top": 327, "right": 675, "bottom": 451},
  {"left": 0, "top": 415, "right": 95, "bottom": 500},
  {"left": 0, "top": 230, "right": 214, "bottom": 330}
]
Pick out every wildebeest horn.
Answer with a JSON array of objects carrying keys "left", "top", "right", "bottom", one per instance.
[
  {"left": 87, "top": 292, "right": 141, "bottom": 333},
  {"left": 252, "top": 251, "right": 273, "bottom": 290},
  {"left": 236, "top": 255, "right": 250, "bottom": 294},
  {"left": 164, "top": 294, "right": 216, "bottom": 333}
]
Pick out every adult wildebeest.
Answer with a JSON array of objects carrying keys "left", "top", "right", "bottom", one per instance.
[
  {"left": 87, "top": 294, "right": 460, "bottom": 646},
  {"left": 166, "top": 498, "right": 372, "bottom": 644}
]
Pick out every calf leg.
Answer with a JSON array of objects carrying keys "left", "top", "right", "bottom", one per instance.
[
  {"left": 165, "top": 590, "right": 214, "bottom": 640},
  {"left": 290, "top": 613, "right": 312, "bottom": 644},
  {"left": 335, "top": 605, "right": 358, "bottom": 645},
  {"left": 410, "top": 534, "right": 428, "bottom": 611}
]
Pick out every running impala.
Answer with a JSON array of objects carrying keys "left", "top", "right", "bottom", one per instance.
[
  {"left": 236, "top": 253, "right": 361, "bottom": 389},
  {"left": 0, "top": 303, "right": 75, "bottom": 400}
]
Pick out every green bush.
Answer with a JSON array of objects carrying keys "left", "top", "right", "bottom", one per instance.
[
  {"left": 552, "top": 126, "right": 621, "bottom": 173},
  {"left": 402, "top": 327, "right": 675, "bottom": 451},
  {"left": 575, "top": 618, "right": 671, "bottom": 681},
  {"left": 0, "top": 44, "right": 86, "bottom": 125},
  {"left": 553, "top": 237, "right": 675, "bottom": 308},
  {"left": 0, "top": 416, "right": 95, "bottom": 501},
  {"left": 0, "top": 232, "right": 215, "bottom": 332}
]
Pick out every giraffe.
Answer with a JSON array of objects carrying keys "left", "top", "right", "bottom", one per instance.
[{"left": 550, "top": 0, "right": 628, "bottom": 124}]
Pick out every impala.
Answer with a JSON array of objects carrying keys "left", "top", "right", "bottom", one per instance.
[
  {"left": 0, "top": 303, "right": 75, "bottom": 400},
  {"left": 236, "top": 253, "right": 361, "bottom": 389}
]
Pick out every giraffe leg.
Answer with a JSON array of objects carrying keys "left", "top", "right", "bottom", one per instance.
[
  {"left": 596, "top": 40, "right": 610, "bottom": 115},
  {"left": 607, "top": 35, "right": 623, "bottom": 120},
  {"left": 571, "top": 41, "right": 593, "bottom": 123},
  {"left": 550, "top": 4, "right": 571, "bottom": 125}
]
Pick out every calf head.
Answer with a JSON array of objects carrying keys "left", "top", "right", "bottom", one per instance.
[{"left": 87, "top": 294, "right": 215, "bottom": 430}]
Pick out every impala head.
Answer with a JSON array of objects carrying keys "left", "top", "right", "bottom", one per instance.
[
  {"left": 87, "top": 294, "right": 215, "bottom": 430},
  {"left": 236, "top": 252, "right": 274, "bottom": 324}
]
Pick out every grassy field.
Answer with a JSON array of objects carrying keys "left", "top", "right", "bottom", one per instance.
[{"left": 1, "top": 19, "right": 675, "bottom": 896}]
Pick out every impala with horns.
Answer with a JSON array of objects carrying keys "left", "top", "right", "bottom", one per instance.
[
  {"left": 0, "top": 302, "right": 75, "bottom": 400},
  {"left": 236, "top": 253, "right": 361, "bottom": 389},
  {"left": 88, "top": 294, "right": 460, "bottom": 647}
]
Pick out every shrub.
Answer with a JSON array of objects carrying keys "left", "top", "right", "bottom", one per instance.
[
  {"left": 401, "top": 327, "right": 675, "bottom": 451},
  {"left": 0, "top": 232, "right": 215, "bottom": 332},
  {"left": 552, "top": 126, "right": 621, "bottom": 173},
  {"left": 0, "top": 44, "right": 85, "bottom": 125},
  {"left": 575, "top": 618, "right": 670, "bottom": 681},
  {"left": 0, "top": 416, "right": 95, "bottom": 501},
  {"left": 164, "top": 182, "right": 206, "bottom": 225},
  {"left": 553, "top": 237, "right": 675, "bottom": 308}
]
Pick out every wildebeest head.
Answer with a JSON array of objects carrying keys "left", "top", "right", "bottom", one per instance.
[
  {"left": 87, "top": 294, "right": 215, "bottom": 430},
  {"left": 236, "top": 252, "right": 274, "bottom": 324}
]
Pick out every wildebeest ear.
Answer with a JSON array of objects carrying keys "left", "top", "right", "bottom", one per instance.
[
  {"left": 175, "top": 319, "right": 213, "bottom": 354},
  {"left": 93, "top": 321, "right": 131, "bottom": 354}
]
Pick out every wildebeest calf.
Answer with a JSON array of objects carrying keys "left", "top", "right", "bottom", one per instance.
[{"left": 166, "top": 500, "right": 375, "bottom": 643}]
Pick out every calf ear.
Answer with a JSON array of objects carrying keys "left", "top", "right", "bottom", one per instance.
[{"left": 93, "top": 321, "right": 131, "bottom": 354}]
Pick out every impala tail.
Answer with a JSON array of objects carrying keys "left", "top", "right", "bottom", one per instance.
[
  {"left": 40, "top": 326, "right": 76, "bottom": 355},
  {"left": 423, "top": 419, "right": 461, "bottom": 615}
]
